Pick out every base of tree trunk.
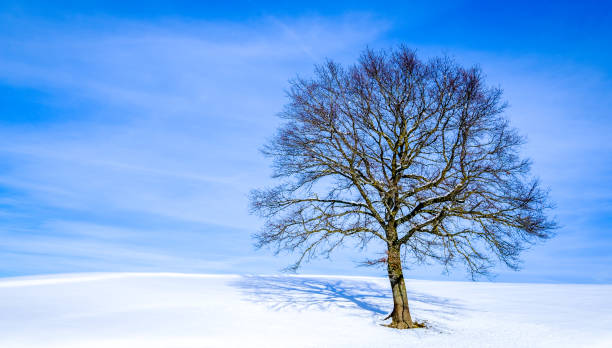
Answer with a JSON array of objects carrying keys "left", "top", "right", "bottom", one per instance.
[
  {"left": 382, "top": 306, "right": 426, "bottom": 329},
  {"left": 383, "top": 321, "right": 426, "bottom": 329}
]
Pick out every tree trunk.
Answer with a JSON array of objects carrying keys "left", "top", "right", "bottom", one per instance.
[{"left": 385, "top": 246, "right": 415, "bottom": 329}]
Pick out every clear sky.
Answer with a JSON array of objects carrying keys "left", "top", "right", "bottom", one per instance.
[{"left": 0, "top": 0, "right": 610, "bottom": 283}]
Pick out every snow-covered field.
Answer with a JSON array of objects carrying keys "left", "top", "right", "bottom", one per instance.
[{"left": 0, "top": 273, "right": 610, "bottom": 347}]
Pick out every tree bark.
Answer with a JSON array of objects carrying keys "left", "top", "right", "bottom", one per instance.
[{"left": 386, "top": 246, "right": 415, "bottom": 329}]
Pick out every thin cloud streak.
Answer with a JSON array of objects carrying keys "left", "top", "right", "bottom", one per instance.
[
  {"left": 0, "top": 10, "right": 610, "bottom": 282},
  {"left": 0, "top": 14, "right": 390, "bottom": 276}
]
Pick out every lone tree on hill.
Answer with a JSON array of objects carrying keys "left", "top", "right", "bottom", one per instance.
[{"left": 250, "top": 47, "right": 556, "bottom": 329}]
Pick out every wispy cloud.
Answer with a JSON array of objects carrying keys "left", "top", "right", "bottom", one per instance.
[
  {"left": 0, "top": 8, "right": 610, "bottom": 282},
  {"left": 0, "top": 14, "right": 389, "bottom": 276}
]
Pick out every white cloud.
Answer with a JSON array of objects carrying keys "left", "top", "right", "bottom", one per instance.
[{"left": 0, "top": 14, "right": 390, "bottom": 275}]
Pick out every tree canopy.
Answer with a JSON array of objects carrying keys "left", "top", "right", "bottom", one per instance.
[{"left": 250, "top": 46, "right": 556, "bottom": 328}]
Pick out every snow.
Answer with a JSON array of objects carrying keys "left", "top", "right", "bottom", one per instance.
[{"left": 1, "top": 273, "right": 610, "bottom": 347}]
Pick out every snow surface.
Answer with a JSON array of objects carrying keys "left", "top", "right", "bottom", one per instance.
[{"left": 1, "top": 273, "right": 610, "bottom": 347}]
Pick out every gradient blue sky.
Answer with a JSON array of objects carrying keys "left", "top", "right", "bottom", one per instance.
[{"left": 0, "top": 0, "right": 610, "bottom": 282}]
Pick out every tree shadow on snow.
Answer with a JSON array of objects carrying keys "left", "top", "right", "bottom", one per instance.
[
  {"left": 232, "top": 275, "right": 389, "bottom": 314},
  {"left": 231, "top": 275, "right": 466, "bottom": 330}
]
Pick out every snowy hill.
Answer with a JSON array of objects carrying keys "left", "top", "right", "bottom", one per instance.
[{"left": 1, "top": 273, "right": 610, "bottom": 347}]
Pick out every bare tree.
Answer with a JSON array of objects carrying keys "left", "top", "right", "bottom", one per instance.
[{"left": 250, "top": 47, "right": 556, "bottom": 329}]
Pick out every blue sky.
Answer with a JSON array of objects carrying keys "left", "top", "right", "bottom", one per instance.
[{"left": 0, "top": 0, "right": 610, "bottom": 283}]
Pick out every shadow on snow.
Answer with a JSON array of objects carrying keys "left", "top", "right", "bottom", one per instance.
[{"left": 231, "top": 275, "right": 465, "bottom": 326}]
